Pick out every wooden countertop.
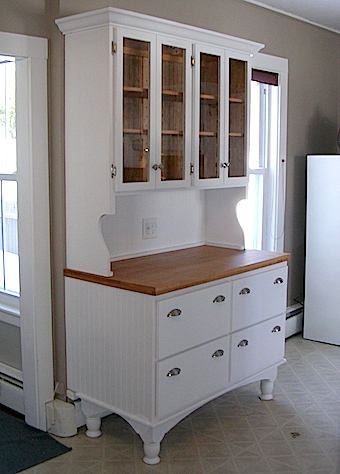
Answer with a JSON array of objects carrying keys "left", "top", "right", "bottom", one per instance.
[{"left": 64, "top": 245, "right": 290, "bottom": 296}]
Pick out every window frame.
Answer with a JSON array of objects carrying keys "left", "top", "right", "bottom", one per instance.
[
  {"left": 0, "top": 31, "right": 53, "bottom": 430},
  {"left": 248, "top": 53, "right": 288, "bottom": 253}
]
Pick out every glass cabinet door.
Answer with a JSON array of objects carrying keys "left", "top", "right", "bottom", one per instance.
[
  {"left": 123, "top": 37, "right": 151, "bottom": 183},
  {"left": 199, "top": 52, "right": 221, "bottom": 180},
  {"left": 160, "top": 44, "right": 186, "bottom": 182},
  {"left": 228, "top": 58, "right": 247, "bottom": 178}
]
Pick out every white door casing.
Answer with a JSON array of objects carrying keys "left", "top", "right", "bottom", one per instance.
[{"left": 0, "top": 31, "right": 53, "bottom": 430}]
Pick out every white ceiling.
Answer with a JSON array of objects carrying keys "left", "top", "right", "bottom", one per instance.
[{"left": 242, "top": 0, "right": 340, "bottom": 34}]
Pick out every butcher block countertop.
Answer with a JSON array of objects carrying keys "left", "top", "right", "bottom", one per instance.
[{"left": 64, "top": 245, "right": 290, "bottom": 296}]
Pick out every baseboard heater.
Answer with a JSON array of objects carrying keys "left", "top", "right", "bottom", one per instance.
[
  {"left": 0, "top": 365, "right": 24, "bottom": 415},
  {"left": 285, "top": 303, "right": 303, "bottom": 338}
]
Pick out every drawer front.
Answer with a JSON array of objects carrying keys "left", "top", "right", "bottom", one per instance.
[
  {"left": 232, "top": 265, "right": 288, "bottom": 332},
  {"left": 230, "top": 314, "right": 285, "bottom": 385},
  {"left": 157, "top": 283, "right": 231, "bottom": 359},
  {"left": 157, "top": 336, "right": 230, "bottom": 419}
]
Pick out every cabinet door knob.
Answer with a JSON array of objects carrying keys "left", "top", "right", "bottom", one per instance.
[
  {"left": 274, "top": 277, "right": 284, "bottom": 285},
  {"left": 239, "top": 287, "right": 251, "bottom": 295},
  {"left": 212, "top": 349, "right": 224, "bottom": 358},
  {"left": 213, "top": 295, "right": 226, "bottom": 303},
  {"left": 167, "top": 308, "right": 182, "bottom": 318},
  {"left": 167, "top": 368, "right": 181, "bottom": 377},
  {"left": 152, "top": 163, "right": 164, "bottom": 170},
  {"left": 238, "top": 339, "right": 249, "bottom": 347},
  {"left": 272, "top": 325, "right": 282, "bottom": 333}
]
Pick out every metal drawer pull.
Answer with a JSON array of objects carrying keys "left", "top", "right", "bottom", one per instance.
[
  {"left": 238, "top": 339, "right": 249, "bottom": 347},
  {"left": 213, "top": 295, "right": 225, "bottom": 303},
  {"left": 239, "top": 288, "right": 250, "bottom": 295},
  {"left": 272, "top": 325, "right": 282, "bottom": 333},
  {"left": 167, "top": 309, "right": 182, "bottom": 318},
  {"left": 212, "top": 349, "right": 224, "bottom": 358},
  {"left": 167, "top": 368, "right": 181, "bottom": 377},
  {"left": 274, "top": 277, "right": 284, "bottom": 285}
]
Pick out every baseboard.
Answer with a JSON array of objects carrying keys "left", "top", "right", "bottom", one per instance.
[
  {"left": 285, "top": 304, "right": 303, "bottom": 338},
  {"left": 0, "top": 377, "right": 24, "bottom": 415}
]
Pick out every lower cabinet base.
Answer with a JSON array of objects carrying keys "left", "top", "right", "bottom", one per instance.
[{"left": 72, "top": 362, "right": 284, "bottom": 465}]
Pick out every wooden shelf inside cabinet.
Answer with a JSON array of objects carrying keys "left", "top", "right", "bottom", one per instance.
[
  {"left": 123, "top": 86, "right": 148, "bottom": 98},
  {"left": 162, "top": 130, "right": 183, "bottom": 136},
  {"left": 200, "top": 131, "right": 217, "bottom": 137},
  {"left": 229, "top": 132, "right": 244, "bottom": 137},
  {"left": 162, "top": 90, "right": 183, "bottom": 100},
  {"left": 200, "top": 93, "right": 218, "bottom": 101},
  {"left": 229, "top": 97, "right": 244, "bottom": 103}
]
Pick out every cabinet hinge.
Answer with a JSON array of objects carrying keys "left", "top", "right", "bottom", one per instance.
[
  {"left": 190, "top": 163, "right": 194, "bottom": 174},
  {"left": 111, "top": 165, "right": 116, "bottom": 178},
  {"left": 191, "top": 56, "right": 195, "bottom": 67},
  {"left": 112, "top": 42, "right": 117, "bottom": 54}
]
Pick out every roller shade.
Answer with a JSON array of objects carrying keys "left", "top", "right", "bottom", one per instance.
[{"left": 252, "top": 69, "right": 278, "bottom": 86}]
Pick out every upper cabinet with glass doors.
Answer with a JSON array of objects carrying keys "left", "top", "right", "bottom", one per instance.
[
  {"left": 116, "top": 29, "right": 191, "bottom": 191},
  {"left": 57, "top": 7, "right": 264, "bottom": 193},
  {"left": 193, "top": 47, "right": 249, "bottom": 187}
]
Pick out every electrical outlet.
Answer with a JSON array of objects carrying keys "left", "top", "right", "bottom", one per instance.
[{"left": 142, "top": 217, "right": 157, "bottom": 239}]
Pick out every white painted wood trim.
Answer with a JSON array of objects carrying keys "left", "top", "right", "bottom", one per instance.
[
  {"left": 56, "top": 7, "right": 264, "bottom": 56},
  {"left": 0, "top": 32, "right": 54, "bottom": 430},
  {"left": 249, "top": 53, "right": 288, "bottom": 253}
]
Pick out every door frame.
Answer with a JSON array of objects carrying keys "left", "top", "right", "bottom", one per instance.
[{"left": 0, "top": 31, "right": 53, "bottom": 430}]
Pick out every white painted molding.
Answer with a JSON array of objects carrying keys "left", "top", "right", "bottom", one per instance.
[
  {"left": 56, "top": 7, "right": 264, "bottom": 56},
  {"left": 0, "top": 32, "right": 53, "bottom": 431}
]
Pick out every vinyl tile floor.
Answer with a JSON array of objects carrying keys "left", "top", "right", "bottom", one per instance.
[{"left": 23, "top": 333, "right": 340, "bottom": 474}]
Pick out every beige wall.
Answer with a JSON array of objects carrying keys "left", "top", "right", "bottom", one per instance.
[{"left": 1, "top": 0, "right": 339, "bottom": 393}]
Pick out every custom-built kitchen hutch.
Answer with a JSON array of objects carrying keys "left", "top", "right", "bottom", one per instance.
[{"left": 56, "top": 8, "right": 289, "bottom": 465}]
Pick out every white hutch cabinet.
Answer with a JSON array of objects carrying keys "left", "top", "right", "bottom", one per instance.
[{"left": 56, "top": 8, "right": 289, "bottom": 465}]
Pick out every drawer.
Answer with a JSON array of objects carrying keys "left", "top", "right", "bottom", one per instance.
[
  {"left": 157, "top": 283, "right": 231, "bottom": 359},
  {"left": 156, "top": 336, "right": 229, "bottom": 419},
  {"left": 232, "top": 265, "right": 288, "bottom": 332},
  {"left": 230, "top": 314, "right": 285, "bottom": 385}
]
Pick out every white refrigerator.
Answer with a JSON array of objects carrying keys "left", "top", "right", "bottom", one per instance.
[{"left": 304, "top": 154, "right": 340, "bottom": 345}]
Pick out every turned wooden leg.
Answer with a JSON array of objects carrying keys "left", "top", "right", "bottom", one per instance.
[
  {"left": 143, "top": 442, "right": 161, "bottom": 465},
  {"left": 260, "top": 378, "right": 274, "bottom": 401},
  {"left": 80, "top": 399, "right": 110, "bottom": 438},
  {"left": 85, "top": 416, "right": 102, "bottom": 438}
]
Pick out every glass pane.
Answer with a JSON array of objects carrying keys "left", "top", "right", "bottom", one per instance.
[
  {"left": 161, "top": 45, "right": 185, "bottom": 181},
  {"left": 123, "top": 38, "right": 150, "bottom": 183},
  {"left": 199, "top": 53, "right": 220, "bottom": 179},
  {"left": 229, "top": 58, "right": 246, "bottom": 177},
  {"left": 249, "top": 81, "right": 261, "bottom": 170},
  {"left": 1, "top": 181, "right": 19, "bottom": 295},
  {"left": 0, "top": 56, "right": 16, "bottom": 174}
]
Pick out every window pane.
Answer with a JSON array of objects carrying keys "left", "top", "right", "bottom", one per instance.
[
  {"left": 2, "top": 180, "right": 19, "bottom": 295},
  {"left": 0, "top": 56, "right": 16, "bottom": 174},
  {"left": 249, "top": 81, "right": 260, "bottom": 170}
]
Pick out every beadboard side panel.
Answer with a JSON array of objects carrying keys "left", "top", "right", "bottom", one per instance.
[{"left": 65, "top": 278, "right": 155, "bottom": 421}]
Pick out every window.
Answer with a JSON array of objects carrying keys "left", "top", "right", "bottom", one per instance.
[
  {"left": 0, "top": 56, "right": 19, "bottom": 295},
  {"left": 237, "top": 55, "right": 288, "bottom": 253}
]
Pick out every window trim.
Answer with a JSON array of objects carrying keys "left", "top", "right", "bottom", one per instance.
[
  {"left": 0, "top": 31, "right": 53, "bottom": 430},
  {"left": 249, "top": 52, "right": 288, "bottom": 253}
]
